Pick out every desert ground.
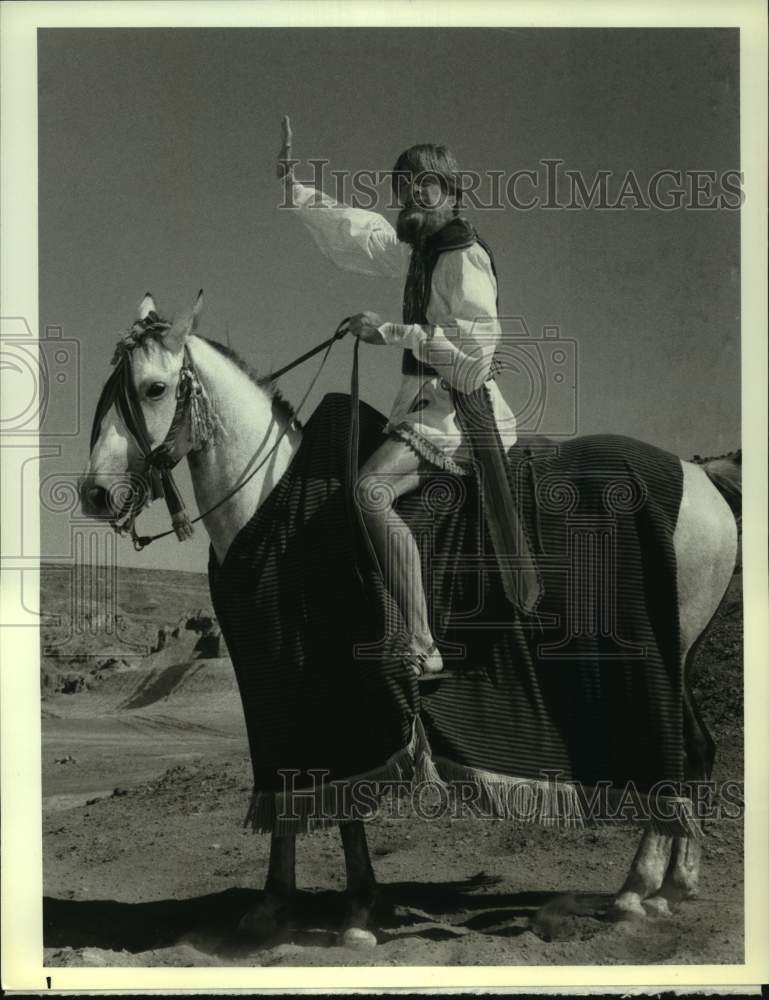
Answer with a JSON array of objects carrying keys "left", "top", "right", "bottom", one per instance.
[{"left": 41, "top": 564, "right": 744, "bottom": 968}]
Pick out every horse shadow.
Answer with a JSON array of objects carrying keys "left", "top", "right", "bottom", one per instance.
[{"left": 44, "top": 875, "right": 616, "bottom": 958}]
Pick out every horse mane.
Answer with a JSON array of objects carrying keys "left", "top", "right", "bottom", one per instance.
[{"left": 202, "top": 337, "right": 300, "bottom": 428}]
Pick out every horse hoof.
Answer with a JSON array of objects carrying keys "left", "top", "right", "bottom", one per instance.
[
  {"left": 606, "top": 894, "right": 646, "bottom": 922},
  {"left": 339, "top": 927, "right": 377, "bottom": 949},
  {"left": 238, "top": 900, "right": 288, "bottom": 939},
  {"left": 642, "top": 896, "right": 672, "bottom": 917},
  {"left": 656, "top": 882, "right": 699, "bottom": 905}
]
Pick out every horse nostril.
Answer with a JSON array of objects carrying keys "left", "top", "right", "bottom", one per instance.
[{"left": 83, "top": 484, "right": 108, "bottom": 515}]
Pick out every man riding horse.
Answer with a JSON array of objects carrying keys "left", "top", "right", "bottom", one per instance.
[
  {"left": 278, "top": 117, "right": 540, "bottom": 680},
  {"left": 79, "top": 126, "right": 740, "bottom": 939}
]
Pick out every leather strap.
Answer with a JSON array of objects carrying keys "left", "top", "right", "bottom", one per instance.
[{"left": 129, "top": 324, "right": 348, "bottom": 549}]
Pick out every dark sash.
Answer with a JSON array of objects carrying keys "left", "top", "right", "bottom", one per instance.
[{"left": 401, "top": 218, "right": 542, "bottom": 613}]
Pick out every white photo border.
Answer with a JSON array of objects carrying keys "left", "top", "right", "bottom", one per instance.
[{"left": 1, "top": 0, "right": 767, "bottom": 991}]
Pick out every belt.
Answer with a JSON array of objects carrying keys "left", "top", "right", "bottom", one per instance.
[
  {"left": 402, "top": 348, "right": 438, "bottom": 378},
  {"left": 401, "top": 349, "right": 503, "bottom": 383}
]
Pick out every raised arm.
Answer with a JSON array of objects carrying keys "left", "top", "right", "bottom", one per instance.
[{"left": 277, "top": 116, "right": 409, "bottom": 279}]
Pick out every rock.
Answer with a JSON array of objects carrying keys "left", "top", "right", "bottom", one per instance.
[
  {"left": 195, "top": 629, "right": 221, "bottom": 658},
  {"left": 92, "top": 657, "right": 131, "bottom": 676},
  {"left": 77, "top": 947, "right": 110, "bottom": 966},
  {"left": 531, "top": 894, "right": 606, "bottom": 941},
  {"left": 339, "top": 927, "right": 377, "bottom": 949},
  {"left": 268, "top": 943, "right": 304, "bottom": 959},
  {"left": 61, "top": 675, "right": 87, "bottom": 695}
]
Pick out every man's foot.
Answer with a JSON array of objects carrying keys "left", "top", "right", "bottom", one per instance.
[{"left": 407, "top": 641, "right": 444, "bottom": 681}]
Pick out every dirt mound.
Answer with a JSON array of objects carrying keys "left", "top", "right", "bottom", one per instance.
[
  {"left": 149, "top": 610, "right": 223, "bottom": 660},
  {"left": 42, "top": 599, "right": 226, "bottom": 700},
  {"left": 60, "top": 658, "right": 239, "bottom": 712},
  {"left": 117, "top": 658, "right": 238, "bottom": 711}
]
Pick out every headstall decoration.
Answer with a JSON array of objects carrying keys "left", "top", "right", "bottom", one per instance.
[{"left": 91, "top": 311, "right": 220, "bottom": 543}]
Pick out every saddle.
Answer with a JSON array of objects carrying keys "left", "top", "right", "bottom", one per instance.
[{"left": 210, "top": 393, "right": 692, "bottom": 836}]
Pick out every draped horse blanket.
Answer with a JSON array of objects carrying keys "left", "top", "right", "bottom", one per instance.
[{"left": 209, "top": 394, "right": 700, "bottom": 836}]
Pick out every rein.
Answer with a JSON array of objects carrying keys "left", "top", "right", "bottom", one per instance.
[{"left": 93, "top": 318, "right": 350, "bottom": 551}]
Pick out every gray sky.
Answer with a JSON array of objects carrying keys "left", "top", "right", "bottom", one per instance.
[{"left": 39, "top": 27, "right": 740, "bottom": 572}]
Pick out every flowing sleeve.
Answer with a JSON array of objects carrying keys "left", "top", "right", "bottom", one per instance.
[
  {"left": 289, "top": 183, "right": 410, "bottom": 279},
  {"left": 378, "top": 244, "right": 501, "bottom": 393}
]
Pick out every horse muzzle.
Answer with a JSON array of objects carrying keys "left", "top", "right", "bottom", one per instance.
[{"left": 78, "top": 472, "right": 149, "bottom": 524}]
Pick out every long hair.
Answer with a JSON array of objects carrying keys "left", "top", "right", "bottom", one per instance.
[{"left": 391, "top": 144, "right": 462, "bottom": 212}]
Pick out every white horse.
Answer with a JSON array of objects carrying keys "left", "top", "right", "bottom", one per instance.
[{"left": 81, "top": 293, "right": 740, "bottom": 947}]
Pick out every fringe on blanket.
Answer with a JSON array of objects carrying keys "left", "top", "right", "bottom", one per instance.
[
  {"left": 244, "top": 715, "right": 440, "bottom": 836},
  {"left": 244, "top": 715, "right": 701, "bottom": 839},
  {"left": 432, "top": 757, "right": 703, "bottom": 839}
]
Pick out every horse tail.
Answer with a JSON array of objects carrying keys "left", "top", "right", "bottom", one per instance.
[{"left": 703, "top": 450, "right": 741, "bottom": 527}]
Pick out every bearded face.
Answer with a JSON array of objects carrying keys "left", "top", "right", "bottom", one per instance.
[{"left": 395, "top": 174, "right": 455, "bottom": 246}]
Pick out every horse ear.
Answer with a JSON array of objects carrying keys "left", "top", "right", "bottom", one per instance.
[
  {"left": 139, "top": 292, "right": 157, "bottom": 320},
  {"left": 191, "top": 289, "right": 204, "bottom": 325},
  {"left": 163, "top": 290, "right": 204, "bottom": 353}
]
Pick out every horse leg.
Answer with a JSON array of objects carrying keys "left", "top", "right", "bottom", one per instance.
[
  {"left": 611, "top": 460, "right": 736, "bottom": 921},
  {"left": 337, "top": 821, "right": 378, "bottom": 948},
  {"left": 643, "top": 636, "right": 716, "bottom": 915},
  {"left": 609, "top": 830, "right": 673, "bottom": 919},
  {"left": 238, "top": 832, "right": 296, "bottom": 937},
  {"left": 642, "top": 836, "right": 703, "bottom": 916},
  {"left": 615, "top": 672, "right": 711, "bottom": 920}
]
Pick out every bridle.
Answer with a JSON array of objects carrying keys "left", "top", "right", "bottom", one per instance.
[{"left": 90, "top": 313, "right": 350, "bottom": 551}]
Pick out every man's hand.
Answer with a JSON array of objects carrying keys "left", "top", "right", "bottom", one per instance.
[
  {"left": 277, "top": 115, "right": 295, "bottom": 183},
  {"left": 342, "top": 312, "right": 386, "bottom": 345}
]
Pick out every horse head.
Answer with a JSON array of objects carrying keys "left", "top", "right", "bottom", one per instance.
[{"left": 80, "top": 290, "right": 208, "bottom": 530}]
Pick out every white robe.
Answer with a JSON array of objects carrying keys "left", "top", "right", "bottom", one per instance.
[{"left": 291, "top": 182, "right": 517, "bottom": 473}]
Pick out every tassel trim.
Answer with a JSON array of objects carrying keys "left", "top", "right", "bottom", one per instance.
[
  {"left": 242, "top": 715, "right": 701, "bottom": 839},
  {"left": 186, "top": 366, "right": 224, "bottom": 449},
  {"left": 385, "top": 420, "right": 473, "bottom": 476},
  {"left": 245, "top": 714, "right": 441, "bottom": 836},
  {"left": 410, "top": 714, "right": 446, "bottom": 789},
  {"left": 432, "top": 757, "right": 703, "bottom": 839},
  {"left": 244, "top": 742, "right": 414, "bottom": 837}
]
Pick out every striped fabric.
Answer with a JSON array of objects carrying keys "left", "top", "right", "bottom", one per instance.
[
  {"left": 209, "top": 395, "right": 419, "bottom": 800},
  {"left": 210, "top": 395, "right": 689, "bottom": 830},
  {"left": 418, "top": 432, "right": 686, "bottom": 795}
]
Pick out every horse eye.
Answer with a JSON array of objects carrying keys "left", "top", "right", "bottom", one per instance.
[{"left": 146, "top": 382, "right": 167, "bottom": 400}]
